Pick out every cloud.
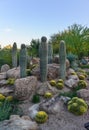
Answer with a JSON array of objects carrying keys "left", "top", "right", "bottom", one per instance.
[{"left": 4, "top": 28, "right": 12, "bottom": 32}]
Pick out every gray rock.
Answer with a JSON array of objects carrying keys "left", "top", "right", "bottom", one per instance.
[
  {"left": 0, "top": 80, "right": 7, "bottom": 87},
  {"left": 0, "top": 115, "right": 38, "bottom": 130},
  {"left": 0, "top": 86, "right": 14, "bottom": 96},
  {"left": 77, "top": 89, "right": 89, "bottom": 100},
  {"left": 6, "top": 67, "right": 20, "bottom": 79},
  {"left": 0, "top": 72, "right": 6, "bottom": 80},
  {"left": 1, "top": 64, "right": 10, "bottom": 72},
  {"left": 29, "top": 104, "right": 39, "bottom": 119},
  {"left": 14, "top": 76, "right": 37, "bottom": 100},
  {"left": 65, "top": 78, "right": 78, "bottom": 88}
]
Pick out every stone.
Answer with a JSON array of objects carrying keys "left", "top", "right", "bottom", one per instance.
[
  {"left": 0, "top": 115, "right": 38, "bottom": 130},
  {"left": 14, "top": 76, "right": 37, "bottom": 100},
  {"left": 0, "top": 80, "right": 7, "bottom": 87},
  {"left": 29, "top": 104, "right": 39, "bottom": 119},
  {"left": 0, "top": 72, "right": 6, "bottom": 80},
  {"left": 67, "top": 68, "right": 75, "bottom": 76},
  {"left": 77, "top": 89, "right": 89, "bottom": 100},
  {"left": 65, "top": 78, "right": 78, "bottom": 88},
  {"left": 1, "top": 64, "right": 10, "bottom": 72},
  {"left": 6, "top": 67, "right": 20, "bottom": 79},
  {"left": 0, "top": 86, "right": 14, "bottom": 96},
  {"left": 31, "top": 58, "right": 40, "bottom": 64},
  {"left": 68, "top": 75, "right": 79, "bottom": 80}
]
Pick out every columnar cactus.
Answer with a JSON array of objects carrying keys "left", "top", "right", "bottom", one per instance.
[
  {"left": 39, "top": 36, "right": 48, "bottom": 82},
  {"left": 12, "top": 42, "right": 17, "bottom": 67},
  {"left": 48, "top": 42, "right": 53, "bottom": 64},
  {"left": 59, "top": 40, "right": 66, "bottom": 80},
  {"left": 19, "top": 44, "right": 27, "bottom": 78}
]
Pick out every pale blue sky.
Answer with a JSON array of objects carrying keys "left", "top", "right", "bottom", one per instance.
[{"left": 0, "top": 0, "right": 89, "bottom": 48}]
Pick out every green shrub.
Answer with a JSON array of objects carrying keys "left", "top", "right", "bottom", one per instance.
[
  {"left": 68, "top": 97, "right": 88, "bottom": 115},
  {"left": 35, "top": 111, "right": 48, "bottom": 123},
  {"left": 32, "top": 94, "right": 40, "bottom": 103}
]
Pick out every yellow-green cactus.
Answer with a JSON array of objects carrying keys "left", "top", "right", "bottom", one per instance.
[
  {"left": 44, "top": 92, "right": 53, "bottom": 98},
  {"left": 78, "top": 80, "right": 87, "bottom": 88},
  {"left": 7, "top": 78, "right": 15, "bottom": 85},
  {"left": 6, "top": 96, "right": 13, "bottom": 102},
  {"left": 0, "top": 94, "right": 5, "bottom": 101},
  {"left": 56, "top": 83, "right": 64, "bottom": 89},
  {"left": 49, "top": 80, "right": 56, "bottom": 86},
  {"left": 78, "top": 75, "right": 85, "bottom": 80},
  {"left": 57, "top": 79, "right": 64, "bottom": 83},
  {"left": 68, "top": 97, "right": 88, "bottom": 115},
  {"left": 71, "top": 72, "right": 77, "bottom": 75},
  {"left": 82, "top": 73, "right": 87, "bottom": 78},
  {"left": 35, "top": 111, "right": 48, "bottom": 123}
]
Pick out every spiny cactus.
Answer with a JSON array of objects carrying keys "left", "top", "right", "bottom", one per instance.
[
  {"left": 39, "top": 36, "right": 48, "bottom": 82},
  {"left": 59, "top": 40, "right": 66, "bottom": 80},
  {"left": 48, "top": 42, "right": 53, "bottom": 64},
  {"left": 12, "top": 42, "right": 17, "bottom": 67},
  {"left": 19, "top": 44, "right": 27, "bottom": 78}
]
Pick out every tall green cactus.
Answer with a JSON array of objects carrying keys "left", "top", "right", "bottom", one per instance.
[
  {"left": 19, "top": 44, "right": 27, "bottom": 78},
  {"left": 12, "top": 42, "right": 17, "bottom": 67},
  {"left": 48, "top": 42, "right": 53, "bottom": 64},
  {"left": 39, "top": 36, "right": 48, "bottom": 82},
  {"left": 59, "top": 40, "right": 66, "bottom": 80}
]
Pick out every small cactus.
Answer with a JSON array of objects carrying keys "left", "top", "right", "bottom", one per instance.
[
  {"left": 78, "top": 75, "right": 85, "bottom": 80},
  {"left": 78, "top": 80, "right": 87, "bottom": 88},
  {"left": 44, "top": 92, "right": 53, "bottom": 98},
  {"left": 35, "top": 111, "right": 48, "bottom": 123},
  {"left": 12, "top": 42, "right": 17, "bottom": 67},
  {"left": 6, "top": 96, "right": 13, "bottom": 102},
  {"left": 59, "top": 40, "right": 66, "bottom": 80},
  {"left": 57, "top": 79, "right": 64, "bottom": 83},
  {"left": 19, "top": 44, "right": 27, "bottom": 78},
  {"left": 56, "top": 82, "right": 64, "bottom": 89},
  {"left": 48, "top": 42, "right": 53, "bottom": 64},
  {"left": 0, "top": 94, "right": 5, "bottom": 101},
  {"left": 39, "top": 36, "right": 48, "bottom": 82},
  {"left": 49, "top": 80, "right": 56, "bottom": 86}
]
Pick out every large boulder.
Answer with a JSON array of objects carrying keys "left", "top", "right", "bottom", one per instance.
[
  {"left": 0, "top": 72, "right": 6, "bottom": 80},
  {"left": 65, "top": 78, "right": 78, "bottom": 88},
  {"left": 77, "top": 89, "right": 89, "bottom": 100},
  {"left": 32, "top": 63, "right": 59, "bottom": 80},
  {"left": 0, "top": 115, "right": 38, "bottom": 130},
  {"left": 6, "top": 67, "right": 20, "bottom": 79},
  {"left": 1, "top": 64, "right": 10, "bottom": 72},
  {"left": 14, "top": 76, "right": 37, "bottom": 100}
]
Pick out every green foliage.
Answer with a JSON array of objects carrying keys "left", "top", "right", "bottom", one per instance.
[
  {"left": 48, "top": 42, "right": 53, "bottom": 64},
  {"left": 26, "top": 69, "right": 32, "bottom": 76},
  {"left": 32, "top": 94, "right": 40, "bottom": 103},
  {"left": 68, "top": 97, "right": 88, "bottom": 115},
  {"left": 80, "top": 65, "right": 89, "bottom": 69},
  {"left": 7, "top": 78, "right": 15, "bottom": 85},
  {"left": 35, "top": 111, "right": 48, "bottom": 123},
  {"left": 59, "top": 91, "right": 77, "bottom": 98},
  {"left": 67, "top": 53, "right": 77, "bottom": 64}
]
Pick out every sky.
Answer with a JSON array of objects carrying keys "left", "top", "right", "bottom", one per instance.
[{"left": 0, "top": 0, "right": 89, "bottom": 48}]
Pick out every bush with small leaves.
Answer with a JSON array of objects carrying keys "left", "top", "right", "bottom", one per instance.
[
  {"left": 44, "top": 92, "right": 53, "bottom": 98},
  {"left": 56, "top": 83, "right": 64, "bottom": 89},
  {"left": 78, "top": 80, "right": 87, "bottom": 88},
  {"left": 68, "top": 97, "right": 88, "bottom": 115},
  {"left": 49, "top": 80, "right": 56, "bottom": 86},
  {"left": 35, "top": 111, "right": 48, "bottom": 123}
]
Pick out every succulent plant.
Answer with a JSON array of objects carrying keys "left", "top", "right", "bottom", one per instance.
[
  {"left": 12, "top": 42, "right": 17, "bottom": 67},
  {"left": 59, "top": 40, "right": 66, "bottom": 80},
  {"left": 6, "top": 96, "right": 13, "bottom": 102},
  {"left": 39, "top": 36, "right": 48, "bottom": 82},
  {"left": 68, "top": 97, "right": 88, "bottom": 115},
  {"left": 78, "top": 80, "right": 87, "bottom": 88},
  {"left": 44, "top": 92, "right": 53, "bottom": 98},
  {"left": 7, "top": 78, "right": 15, "bottom": 85},
  {"left": 32, "top": 94, "right": 40, "bottom": 103},
  {"left": 49, "top": 80, "right": 56, "bottom": 86},
  {"left": 71, "top": 72, "right": 77, "bottom": 75},
  {"left": 35, "top": 111, "right": 48, "bottom": 123},
  {"left": 56, "top": 82, "right": 64, "bottom": 89},
  {"left": 78, "top": 74, "right": 85, "bottom": 80},
  {"left": 48, "top": 42, "right": 53, "bottom": 64},
  {"left": 19, "top": 44, "right": 27, "bottom": 78},
  {"left": 57, "top": 79, "right": 64, "bottom": 83},
  {"left": 0, "top": 94, "right": 5, "bottom": 101}
]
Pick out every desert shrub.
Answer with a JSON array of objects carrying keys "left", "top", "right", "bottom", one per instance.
[
  {"left": 68, "top": 97, "right": 88, "bottom": 115},
  {"left": 35, "top": 111, "right": 48, "bottom": 123}
]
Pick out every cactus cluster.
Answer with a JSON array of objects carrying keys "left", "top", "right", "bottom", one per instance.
[
  {"left": 0, "top": 94, "right": 5, "bottom": 101},
  {"left": 35, "top": 111, "right": 48, "bottom": 123},
  {"left": 49, "top": 79, "right": 64, "bottom": 89},
  {"left": 78, "top": 80, "right": 87, "bottom": 88},
  {"left": 59, "top": 40, "right": 66, "bottom": 80},
  {"left": 44, "top": 92, "right": 53, "bottom": 98},
  {"left": 0, "top": 94, "right": 13, "bottom": 102},
  {"left": 12, "top": 42, "right": 17, "bottom": 67},
  {"left": 68, "top": 97, "right": 88, "bottom": 115},
  {"left": 19, "top": 44, "right": 27, "bottom": 78},
  {"left": 78, "top": 74, "right": 85, "bottom": 80},
  {"left": 39, "top": 37, "right": 48, "bottom": 82},
  {"left": 49, "top": 80, "right": 56, "bottom": 86}
]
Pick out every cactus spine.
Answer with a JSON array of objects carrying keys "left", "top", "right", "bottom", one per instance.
[
  {"left": 48, "top": 42, "right": 53, "bottom": 64},
  {"left": 19, "top": 44, "right": 27, "bottom": 78},
  {"left": 39, "top": 36, "right": 48, "bottom": 82},
  {"left": 59, "top": 40, "right": 66, "bottom": 80},
  {"left": 12, "top": 42, "right": 17, "bottom": 67}
]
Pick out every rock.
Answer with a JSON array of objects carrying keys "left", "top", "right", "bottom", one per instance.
[
  {"left": 67, "top": 68, "right": 75, "bottom": 76},
  {"left": 0, "top": 115, "right": 38, "bottom": 130},
  {"left": 0, "top": 72, "right": 6, "bottom": 80},
  {"left": 66, "top": 59, "right": 70, "bottom": 69},
  {"left": 29, "top": 104, "right": 39, "bottom": 119},
  {"left": 6, "top": 67, "right": 20, "bottom": 79},
  {"left": 32, "top": 63, "right": 59, "bottom": 80},
  {"left": 37, "top": 82, "right": 58, "bottom": 96},
  {"left": 1, "top": 64, "right": 10, "bottom": 72},
  {"left": 14, "top": 76, "right": 37, "bottom": 100},
  {"left": 31, "top": 58, "right": 40, "bottom": 64},
  {"left": 0, "top": 86, "right": 14, "bottom": 96},
  {"left": 39, "top": 96, "right": 64, "bottom": 114},
  {"left": 65, "top": 78, "right": 78, "bottom": 88},
  {"left": 68, "top": 75, "right": 79, "bottom": 80},
  {"left": 77, "top": 89, "right": 89, "bottom": 100},
  {"left": 0, "top": 80, "right": 7, "bottom": 87}
]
